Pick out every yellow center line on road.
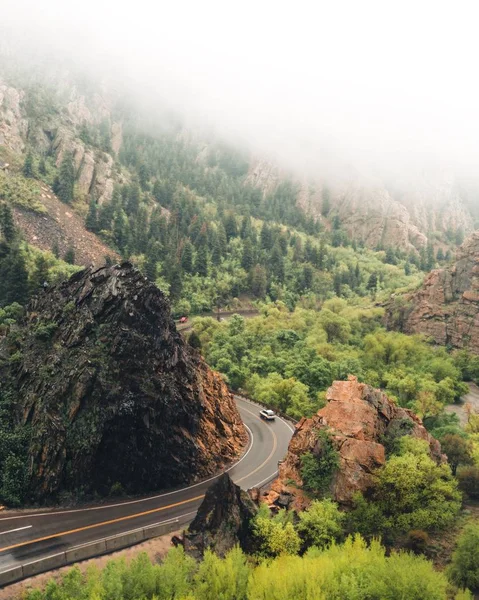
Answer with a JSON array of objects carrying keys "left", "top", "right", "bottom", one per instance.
[
  {"left": 0, "top": 495, "right": 204, "bottom": 554},
  {"left": 235, "top": 405, "right": 278, "bottom": 484},
  {"left": 0, "top": 404, "right": 280, "bottom": 555}
]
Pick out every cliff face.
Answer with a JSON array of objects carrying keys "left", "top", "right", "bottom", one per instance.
[
  {"left": 246, "top": 160, "right": 474, "bottom": 252},
  {"left": 393, "top": 231, "right": 479, "bottom": 352},
  {"left": 266, "top": 376, "right": 442, "bottom": 508},
  {"left": 0, "top": 75, "right": 119, "bottom": 205},
  {"left": 0, "top": 263, "right": 246, "bottom": 502}
]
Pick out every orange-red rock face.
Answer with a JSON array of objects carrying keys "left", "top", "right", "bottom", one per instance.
[
  {"left": 396, "top": 232, "right": 479, "bottom": 353},
  {"left": 266, "top": 376, "right": 442, "bottom": 507}
]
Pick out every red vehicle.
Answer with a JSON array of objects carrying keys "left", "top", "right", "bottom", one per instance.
[{"left": 179, "top": 316, "right": 188, "bottom": 324}]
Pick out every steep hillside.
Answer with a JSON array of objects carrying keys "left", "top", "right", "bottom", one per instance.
[
  {"left": 387, "top": 231, "right": 479, "bottom": 352},
  {"left": 247, "top": 160, "right": 474, "bottom": 252},
  {"left": 12, "top": 179, "right": 119, "bottom": 266},
  {"left": 0, "top": 262, "right": 246, "bottom": 504}
]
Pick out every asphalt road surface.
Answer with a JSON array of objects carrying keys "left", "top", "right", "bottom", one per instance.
[{"left": 0, "top": 397, "right": 294, "bottom": 573}]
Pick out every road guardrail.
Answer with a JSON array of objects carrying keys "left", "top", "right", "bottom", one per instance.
[{"left": 0, "top": 513, "right": 193, "bottom": 588}]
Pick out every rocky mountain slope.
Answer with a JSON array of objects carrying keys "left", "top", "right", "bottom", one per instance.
[
  {"left": 247, "top": 160, "right": 474, "bottom": 252},
  {"left": 0, "top": 262, "right": 246, "bottom": 502},
  {"left": 12, "top": 179, "right": 119, "bottom": 266},
  {"left": 0, "top": 74, "right": 119, "bottom": 205},
  {"left": 265, "top": 376, "right": 442, "bottom": 508},
  {"left": 388, "top": 231, "right": 479, "bottom": 352},
  {"left": 1, "top": 64, "right": 475, "bottom": 257}
]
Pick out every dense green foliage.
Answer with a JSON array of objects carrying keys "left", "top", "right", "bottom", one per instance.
[
  {"left": 251, "top": 503, "right": 301, "bottom": 557},
  {"left": 0, "top": 389, "right": 31, "bottom": 506},
  {"left": 449, "top": 522, "right": 479, "bottom": 591},
  {"left": 348, "top": 438, "right": 461, "bottom": 540},
  {"left": 194, "top": 302, "right": 467, "bottom": 419},
  {"left": 24, "top": 538, "right": 471, "bottom": 600}
]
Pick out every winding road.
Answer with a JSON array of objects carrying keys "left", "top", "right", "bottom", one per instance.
[{"left": 0, "top": 397, "right": 294, "bottom": 575}]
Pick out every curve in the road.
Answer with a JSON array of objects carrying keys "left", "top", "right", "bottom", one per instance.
[{"left": 0, "top": 397, "right": 294, "bottom": 572}]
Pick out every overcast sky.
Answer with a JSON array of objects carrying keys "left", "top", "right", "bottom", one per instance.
[{"left": 2, "top": 0, "right": 479, "bottom": 181}]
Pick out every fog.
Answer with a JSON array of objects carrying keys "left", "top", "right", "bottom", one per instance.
[{"left": 2, "top": 0, "right": 479, "bottom": 183}]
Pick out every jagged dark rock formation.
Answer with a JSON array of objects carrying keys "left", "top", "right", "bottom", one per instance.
[
  {"left": 183, "top": 473, "right": 258, "bottom": 559},
  {"left": 0, "top": 263, "right": 246, "bottom": 503}
]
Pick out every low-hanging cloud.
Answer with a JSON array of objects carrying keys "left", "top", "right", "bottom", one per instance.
[{"left": 2, "top": 0, "right": 479, "bottom": 184}]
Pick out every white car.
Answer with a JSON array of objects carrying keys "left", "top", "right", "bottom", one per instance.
[{"left": 260, "top": 409, "right": 276, "bottom": 421}]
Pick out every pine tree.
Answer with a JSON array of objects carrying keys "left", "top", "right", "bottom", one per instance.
[
  {"left": 211, "top": 232, "right": 222, "bottom": 266},
  {"left": 52, "top": 241, "right": 60, "bottom": 258},
  {"left": 241, "top": 239, "right": 254, "bottom": 271},
  {"left": 0, "top": 203, "right": 16, "bottom": 243},
  {"left": 145, "top": 241, "right": 161, "bottom": 281},
  {"left": 223, "top": 212, "right": 238, "bottom": 241},
  {"left": 22, "top": 152, "right": 35, "bottom": 178},
  {"left": 240, "top": 214, "right": 252, "bottom": 239},
  {"left": 217, "top": 223, "right": 228, "bottom": 255},
  {"left": 3, "top": 248, "right": 29, "bottom": 305},
  {"left": 318, "top": 240, "right": 326, "bottom": 269},
  {"left": 302, "top": 264, "right": 314, "bottom": 290},
  {"left": 64, "top": 247, "right": 76, "bottom": 264},
  {"left": 250, "top": 264, "right": 267, "bottom": 298},
  {"left": 322, "top": 187, "right": 331, "bottom": 216},
  {"left": 436, "top": 248, "right": 445, "bottom": 261},
  {"left": 404, "top": 261, "right": 411, "bottom": 275},
  {"left": 270, "top": 243, "right": 285, "bottom": 282},
  {"left": 195, "top": 245, "right": 209, "bottom": 276},
  {"left": 354, "top": 262, "right": 361, "bottom": 284},
  {"left": 385, "top": 247, "right": 397, "bottom": 265},
  {"left": 57, "top": 153, "right": 75, "bottom": 204},
  {"left": 260, "top": 223, "right": 273, "bottom": 250},
  {"left": 168, "top": 263, "right": 183, "bottom": 300},
  {"left": 85, "top": 197, "right": 98, "bottom": 232},
  {"left": 181, "top": 240, "right": 194, "bottom": 273},
  {"left": 188, "top": 331, "right": 202, "bottom": 351},
  {"left": 127, "top": 182, "right": 141, "bottom": 215},
  {"left": 333, "top": 271, "right": 342, "bottom": 296},
  {"left": 367, "top": 272, "right": 378, "bottom": 292},
  {"left": 113, "top": 210, "right": 128, "bottom": 251},
  {"left": 38, "top": 155, "right": 47, "bottom": 176},
  {"left": 30, "top": 254, "right": 50, "bottom": 292}
]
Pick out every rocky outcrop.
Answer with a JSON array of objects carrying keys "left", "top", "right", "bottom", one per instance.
[
  {"left": 0, "top": 80, "right": 27, "bottom": 153},
  {"left": 392, "top": 231, "right": 479, "bottom": 352},
  {"left": 266, "top": 376, "right": 442, "bottom": 508},
  {"left": 183, "top": 473, "right": 258, "bottom": 559},
  {"left": 0, "top": 73, "right": 118, "bottom": 204},
  {"left": 0, "top": 263, "right": 246, "bottom": 503},
  {"left": 329, "top": 182, "right": 428, "bottom": 251}
]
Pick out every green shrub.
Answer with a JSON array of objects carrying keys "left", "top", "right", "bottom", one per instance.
[
  {"left": 34, "top": 321, "right": 57, "bottom": 341},
  {"left": 457, "top": 466, "right": 479, "bottom": 499},
  {"left": 300, "top": 430, "right": 339, "bottom": 494}
]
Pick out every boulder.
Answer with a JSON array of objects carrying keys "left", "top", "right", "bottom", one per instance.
[{"left": 183, "top": 473, "right": 258, "bottom": 559}]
